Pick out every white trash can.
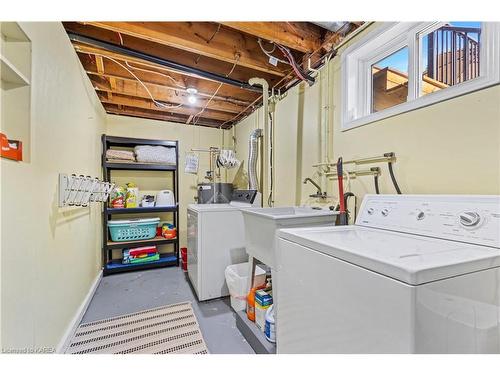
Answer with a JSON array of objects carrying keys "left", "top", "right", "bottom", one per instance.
[{"left": 225, "top": 262, "right": 267, "bottom": 312}]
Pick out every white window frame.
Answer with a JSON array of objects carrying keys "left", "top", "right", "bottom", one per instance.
[{"left": 341, "top": 22, "right": 500, "bottom": 131}]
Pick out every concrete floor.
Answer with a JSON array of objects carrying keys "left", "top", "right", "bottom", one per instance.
[{"left": 82, "top": 266, "right": 255, "bottom": 354}]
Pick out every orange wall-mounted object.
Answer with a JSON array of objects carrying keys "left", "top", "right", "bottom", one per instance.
[{"left": 0, "top": 133, "right": 23, "bottom": 161}]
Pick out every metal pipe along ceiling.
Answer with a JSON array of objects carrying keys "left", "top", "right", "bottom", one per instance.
[{"left": 67, "top": 33, "right": 263, "bottom": 93}]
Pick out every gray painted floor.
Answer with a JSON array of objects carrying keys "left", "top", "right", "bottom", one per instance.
[{"left": 82, "top": 266, "right": 255, "bottom": 354}]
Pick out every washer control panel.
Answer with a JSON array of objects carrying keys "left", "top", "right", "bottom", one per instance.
[{"left": 357, "top": 195, "right": 500, "bottom": 248}]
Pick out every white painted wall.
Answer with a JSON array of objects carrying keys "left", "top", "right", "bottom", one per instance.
[{"left": 1, "top": 22, "right": 106, "bottom": 351}]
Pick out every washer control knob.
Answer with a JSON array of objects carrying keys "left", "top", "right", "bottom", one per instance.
[
  {"left": 381, "top": 208, "right": 389, "bottom": 217},
  {"left": 416, "top": 211, "right": 425, "bottom": 220},
  {"left": 459, "top": 211, "right": 481, "bottom": 227},
  {"left": 367, "top": 208, "right": 375, "bottom": 215}
]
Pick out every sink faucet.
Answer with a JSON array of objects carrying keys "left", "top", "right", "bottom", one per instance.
[{"left": 303, "top": 178, "right": 326, "bottom": 198}]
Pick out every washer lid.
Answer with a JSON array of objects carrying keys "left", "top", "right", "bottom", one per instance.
[
  {"left": 278, "top": 226, "right": 500, "bottom": 285},
  {"left": 187, "top": 203, "right": 236, "bottom": 212}
]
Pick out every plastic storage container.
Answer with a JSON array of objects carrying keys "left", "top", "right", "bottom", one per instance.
[
  {"left": 225, "top": 262, "right": 266, "bottom": 312},
  {"left": 108, "top": 218, "right": 160, "bottom": 242}
]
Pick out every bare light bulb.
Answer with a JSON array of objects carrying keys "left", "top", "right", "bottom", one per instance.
[{"left": 188, "top": 95, "right": 197, "bottom": 104}]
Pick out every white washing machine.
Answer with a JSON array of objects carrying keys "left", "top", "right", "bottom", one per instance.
[
  {"left": 275, "top": 195, "right": 500, "bottom": 353},
  {"left": 187, "top": 190, "right": 259, "bottom": 301}
]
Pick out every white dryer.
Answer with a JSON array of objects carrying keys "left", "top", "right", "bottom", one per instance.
[
  {"left": 275, "top": 195, "right": 500, "bottom": 353},
  {"left": 187, "top": 190, "right": 259, "bottom": 301}
]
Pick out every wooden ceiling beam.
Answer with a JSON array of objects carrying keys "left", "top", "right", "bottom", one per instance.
[
  {"left": 97, "top": 91, "right": 236, "bottom": 122},
  {"left": 77, "top": 52, "right": 258, "bottom": 104},
  {"left": 95, "top": 55, "right": 105, "bottom": 74},
  {"left": 83, "top": 22, "right": 287, "bottom": 76},
  {"left": 103, "top": 103, "right": 228, "bottom": 128},
  {"left": 64, "top": 22, "right": 284, "bottom": 88},
  {"left": 220, "top": 22, "right": 323, "bottom": 53},
  {"left": 89, "top": 75, "right": 252, "bottom": 115}
]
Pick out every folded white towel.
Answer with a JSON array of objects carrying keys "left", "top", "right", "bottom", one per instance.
[{"left": 134, "top": 146, "right": 176, "bottom": 164}]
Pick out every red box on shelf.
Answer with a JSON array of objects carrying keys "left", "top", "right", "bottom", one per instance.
[{"left": 0, "top": 133, "right": 23, "bottom": 161}]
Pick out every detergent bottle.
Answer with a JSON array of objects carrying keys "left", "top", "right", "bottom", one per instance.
[
  {"left": 246, "top": 287, "right": 257, "bottom": 321},
  {"left": 265, "top": 304, "right": 276, "bottom": 343}
]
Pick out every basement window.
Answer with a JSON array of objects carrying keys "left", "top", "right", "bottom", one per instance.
[
  {"left": 419, "top": 22, "right": 482, "bottom": 97},
  {"left": 371, "top": 47, "right": 409, "bottom": 113},
  {"left": 341, "top": 22, "right": 500, "bottom": 131}
]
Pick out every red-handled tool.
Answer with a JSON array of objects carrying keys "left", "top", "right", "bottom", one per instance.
[{"left": 337, "top": 157, "right": 348, "bottom": 225}]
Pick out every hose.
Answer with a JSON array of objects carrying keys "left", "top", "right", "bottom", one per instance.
[
  {"left": 374, "top": 174, "right": 380, "bottom": 194},
  {"left": 343, "top": 192, "right": 355, "bottom": 223},
  {"left": 388, "top": 161, "right": 402, "bottom": 194},
  {"left": 336, "top": 157, "right": 348, "bottom": 225}
]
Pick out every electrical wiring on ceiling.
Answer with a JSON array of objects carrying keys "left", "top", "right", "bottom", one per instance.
[
  {"left": 220, "top": 25, "right": 355, "bottom": 129},
  {"left": 275, "top": 22, "right": 357, "bottom": 92},
  {"left": 205, "top": 24, "right": 221, "bottom": 44},
  {"left": 117, "top": 32, "right": 186, "bottom": 90},
  {"left": 275, "top": 44, "right": 315, "bottom": 86},
  {"left": 93, "top": 53, "right": 183, "bottom": 110},
  {"left": 192, "top": 54, "right": 240, "bottom": 126},
  {"left": 257, "top": 35, "right": 315, "bottom": 86},
  {"left": 257, "top": 39, "right": 289, "bottom": 65},
  {"left": 125, "top": 61, "right": 186, "bottom": 89},
  {"left": 218, "top": 23, "right": 363, "bottom": 130}
]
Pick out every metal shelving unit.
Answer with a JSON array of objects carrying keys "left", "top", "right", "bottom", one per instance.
[{"left": 101, "top": 135, "right": 180, "bottom": 276}]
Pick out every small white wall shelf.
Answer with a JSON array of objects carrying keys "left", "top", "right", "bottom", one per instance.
[
  {"left": 0, "top": 22, "right": 31, "bottom": 162},
  {"left": 1, "top": 54, "right": 30, "bottom": 88}
]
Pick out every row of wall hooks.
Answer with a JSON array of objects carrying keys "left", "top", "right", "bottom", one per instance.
[{"left": 58, "top": 173, "right": 114, "bottom": 208}]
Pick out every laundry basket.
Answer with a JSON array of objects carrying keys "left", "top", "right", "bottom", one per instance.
[
  {"left": 225, "top": 263, "right": 267, "bottom": 312},
  {"left": 108, "top": 218, "right": 160, "bottom": 242}
]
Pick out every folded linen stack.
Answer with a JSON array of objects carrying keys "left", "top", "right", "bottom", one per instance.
[
  {"left": 106, "top": 149, "right": 136, "bottom": 162},
  {"left": 134, "top": 145, "right": 176, "bottom": 164},
  {"left": 122, "top": 246, "right": 159, "bottom": 264}
]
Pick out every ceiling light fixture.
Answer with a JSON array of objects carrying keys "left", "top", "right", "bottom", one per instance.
[{"left": 186, "top": 87, "right": 198, "bottom": 105}]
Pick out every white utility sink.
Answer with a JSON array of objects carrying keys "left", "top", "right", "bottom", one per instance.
[{"left": 241, "top": 206, "right": 337, "bottom": 267}]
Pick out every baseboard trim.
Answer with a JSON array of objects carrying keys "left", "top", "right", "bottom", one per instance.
[{"left": 56, "top": 269, "right": 103, "bottom": 353}]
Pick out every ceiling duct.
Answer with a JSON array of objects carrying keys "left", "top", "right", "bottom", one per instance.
[{"left": 312, "top": 22, "right": 347, "bottom": 32}]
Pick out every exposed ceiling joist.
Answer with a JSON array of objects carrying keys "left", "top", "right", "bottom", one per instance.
[
  {"left": 97, "top": 92, "right": 235, "bottom": 122},
  {"left": 63, "top": 21, "right": 360, "bottom": 128},
  {"left": 83, "top": 22, "right": 287, "bottom": 76},
  {"left": 95, "top": 55, "right": 105, "bottom": 74},
  {"left": 90, "top": 71, "right": 252, "bottom": 110},
  {"left": 89, "top": 75, "right": 251, "bottom": 114},
  {"left": 69, "top": 34, "right": 262, "bottom": 93},
  {"left": 104, "top": 103, "right": 229, "bottom": 128},
  {"left": 64, "top": 22, "right": 283, "bottom": 87},
  {"left": 220, "top": 22, "right": 324, "bottom": 53},
  {"left": 77, "top": 52, "right": 258, "bottom": 103}
]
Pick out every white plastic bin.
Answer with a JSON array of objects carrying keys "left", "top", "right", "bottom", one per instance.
[{"left": 225, "top": 262, "right": 266, "bottom": 312}]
